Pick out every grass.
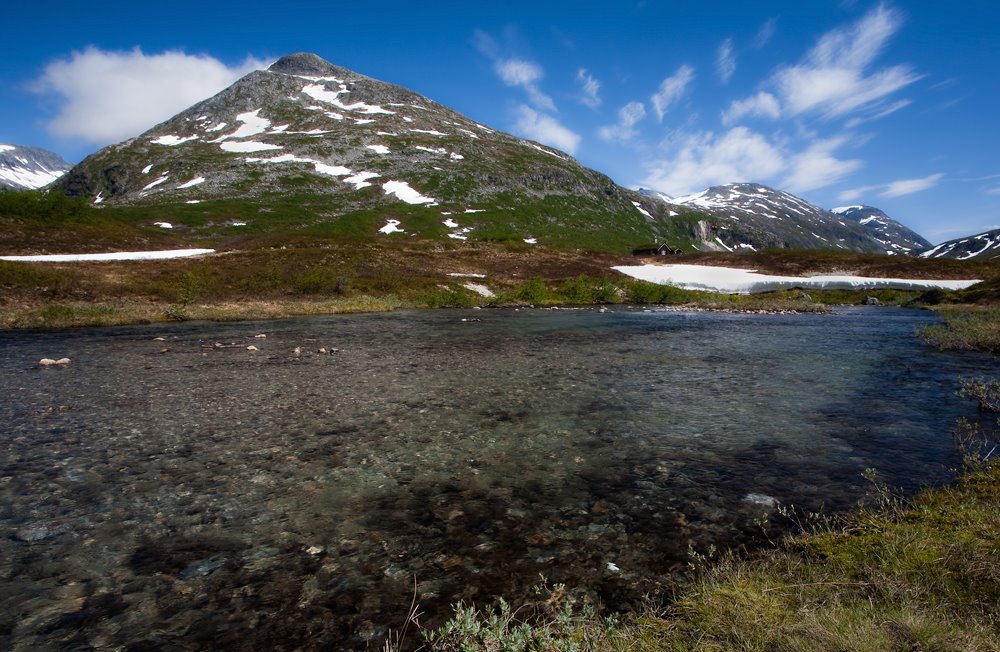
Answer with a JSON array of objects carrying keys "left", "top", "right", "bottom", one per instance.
[{"left": 918, "top": 306, "right": 1000, "bottom": 353}]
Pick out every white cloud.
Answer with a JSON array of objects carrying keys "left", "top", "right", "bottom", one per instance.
[
  {"left": 839, "top": 172, "right": 944, "bottom": 200},
  {"left": 844, "top": 98, "right": 911, "bottom": 128},
  {"left": 472, "top": 30, "right": 499, "bottom": 59},
  {"left": 641, "top": 127, "right": 785, "bottom": 195},
  {"left": 34, "top": 46, "right": 265, "bottom": 145},
  {"left": 773, "top": 4, "right": 920, "bottom": 119},
  {"left": 642, "top": 127, "right": 865, "bottom": 196},
  {"left": 651, "top": 65, "right": 694, "bottom": 122},
  {"left": 753, "top": 18, "right": 777, "bottom": 49},
  {"left": 495, "top": 58, "right": 556, "bottom": 112},
  {"left": 716, "top": 38, "right": 736, "bottom": 84},
  {"left": 882, "top": 172, "right": 943, "bottom": 197},
  {"left": 721, "top": 92, "right": 781, "bottom": 125},
  {"left": 838, "top": 184, "right": 879, "bottom": 202},
  {"left": 598, "top": 101, "right": 646, "bottom": 142},
  {"left": 781, "top": 136, "right": 864, "bottom": 193},
  {"left": 576, "top": 68, "right": 601, "bottom": 108},
  {"left": 513, "top": 105, "right": 580, "bottom": 154}
]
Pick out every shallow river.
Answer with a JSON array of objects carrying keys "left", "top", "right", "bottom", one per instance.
[{"left": 1, "top": 306, "right": 997, "bottom": 649}]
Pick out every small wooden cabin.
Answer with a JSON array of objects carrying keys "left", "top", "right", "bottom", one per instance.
[{"left": 632, "top": 243, "right": 681, "bottom": 257}]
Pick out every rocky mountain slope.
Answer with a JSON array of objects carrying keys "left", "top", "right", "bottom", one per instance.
[
  {"left": 654, "top": 183, "right": 922, "bottom": 254},
  {"left": 0, "top": 144, "right": 70, "bottom": 190},
  {"left": 54, "top": 53, "right": 671, "bottom": 252},
  {"left": 920, "top": 229, "right": 1000, "bottom": 260},
  {"left": 830, "top": 205, "right": 931, "bottom": 255}
]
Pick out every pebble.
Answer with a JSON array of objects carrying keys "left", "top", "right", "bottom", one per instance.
[
  {"left": 39, "top": 358, "right": 71, "bottom": 366},
  {"left": 246, "top": 345, "right": 258, "bottom": 352},
  {"left": 254, "top": 334, "right": 267, "bottom": 339}
]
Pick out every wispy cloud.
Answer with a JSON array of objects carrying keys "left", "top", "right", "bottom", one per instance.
[
  {"left": 773, "top": 4, "right": 920, "bottom": 119},
  {"left": 753, "top": 17, "right": 777, "bottom": 49},
  {"left": 32, "top": 46, "right": 265, "bottom": 145},
  {"left": 474, "top": 30, "right": 556, "bottom": 112},
  {"left": 844, "top": 98, "right": 911, "bottom": 127},
  {"left": 513, "top": 105, "right": 580, "bottom": 154},
  {"left": 598, "top": 101, "right": 646, "bottom": 142},
  {"left": 651, "top": 65, "right": 694, "bottom": 122},
  {"left": 494, "top": 59, "right": 556, "bottom": 112},
  {"left": 576, "top": 68, "right": 601, "bottom": 109},
  {"left": 781, "top": 136, "right": 864, "bottom": 193},
  {"left": 721, "top": 91, "right": 780, "bottom": 125},
  {"left": 838, "top": 172, "right": 944, "bottom": 200},
  {"left": 716, "top": 38, "right": 736, "bottom": 84},
  {"left": 837, "top": 184, "right": 879, "bottom": 202},
  {"left": 882, "top": 172, "right": 944, "bottom": 197}
]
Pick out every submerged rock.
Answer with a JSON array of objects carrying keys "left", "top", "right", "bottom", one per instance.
[{"left": 742, "top": 493, "right": 779, "bottom": 508}]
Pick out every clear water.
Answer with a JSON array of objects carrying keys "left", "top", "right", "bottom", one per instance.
[{"left": 0, "top": 306, "right": 996, "bottom": 649}]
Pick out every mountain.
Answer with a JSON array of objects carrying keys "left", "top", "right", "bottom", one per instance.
[
  {"left": 920, "top": 229, "right": 1000, "bottom": 260},
  {"left": 657, "top": 182, "right": 904, "bottom": 253},
  {"left": 52, "top": 53, "right": 930, "bottom": 256},
  {"left": 0, "top": 144, "right": 71, "bottom": 190},
  {"left": 830, "top": 205, "right": 931, "bottom": 255},
  {"left": 54, "top": 53, "right": 670, "bottom": 252},
  {"left": 637, "top": 187, "right": 674, "bottom": 204}
]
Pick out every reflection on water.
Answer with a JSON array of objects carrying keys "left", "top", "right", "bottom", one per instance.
[{"left": 0, "top": 307, "right": 996, "bottom": 649}]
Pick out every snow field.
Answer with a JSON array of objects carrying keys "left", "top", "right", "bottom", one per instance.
[
  {"left": 612, "top": 264, "right": 981, "bottom": 294},
  {"left": 1, "top": 249, "right": 216, "bottom": 262}
]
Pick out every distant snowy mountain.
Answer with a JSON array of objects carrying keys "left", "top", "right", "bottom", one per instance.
[
  {"left": 652, "top": 182, "right": 909, "bottom": 254},
  {"left": 830, "top": 205, "right": 931, "bottom": 255},
  {"left": 636, "top": 187, "right": 674, "bottom": 204},
  {"left": 0, "top": 144, "right": 71, "bottom": 190},
  {"left": 920, "top": 229, "right": 1000, "bottom": 260}
]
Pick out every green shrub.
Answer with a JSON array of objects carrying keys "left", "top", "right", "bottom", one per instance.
[
  {"left": 559, "top": 275, "right": 620, "bottom": 305},
  {"left": 510, "top": 278, "right": 553, "bottom": 305},
  {"left": 419, "top": 286, "right": 477, "bottom": 308}
]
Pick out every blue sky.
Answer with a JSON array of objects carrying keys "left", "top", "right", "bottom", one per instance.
[{"left": 3, "top": 1, "right": 998, "bottom": 243}]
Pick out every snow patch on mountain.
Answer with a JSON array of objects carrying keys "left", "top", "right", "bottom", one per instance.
[
  {"left": 301, "top": 83, "right": 396, "bottom": 115},
  {"left": 383, "top": 180, "right": 436, "bottom": 205},
  {"left": 152, "top": 135, "right": 198, "bottom": 146}
]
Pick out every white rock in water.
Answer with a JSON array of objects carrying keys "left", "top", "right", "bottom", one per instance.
[
  {"left": 39, "top": 358, "right": 71, "bottom": 366},
  {"left": 254, "top": 334, "right": 266, "bottom": 339},
  {"left": 743, "top": 493, "right": 779, "bottom": 508},
  {"left": 606, "top": 562, "right": 620, "bottom": 572},
  {"left": 246, "top": 345, "right": 258, "bottom": 351}
]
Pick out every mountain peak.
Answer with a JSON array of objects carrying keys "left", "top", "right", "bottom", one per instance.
[
  {"left": 267, "top": 52, "right": 344, "bottom": 77},
  {"left": 0, "top": 143, "right": 71, "bottom": 190}
]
